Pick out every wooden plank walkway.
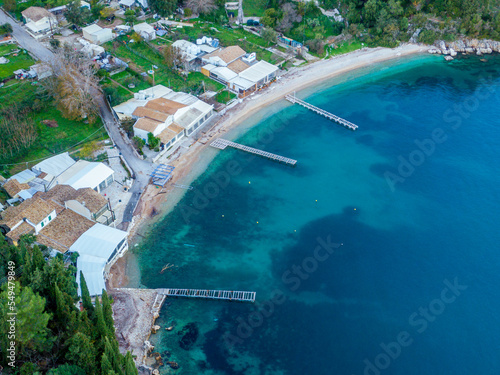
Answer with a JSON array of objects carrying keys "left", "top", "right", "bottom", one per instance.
[
  {"left": 158, "top": 288, "right": 256, "bottom": 303},
  {"left": 210, "top": 138, "right": 297, "bottom": 166},
  {"left": 285, "top": 94, "right": 358, "bottom": 131}
]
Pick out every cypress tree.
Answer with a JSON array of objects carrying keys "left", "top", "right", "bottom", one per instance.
[
  {"left": 124, "top": 351, "right": 138, "bottom": 375},
  {"left": 95, "top": 296, "right": 109, "bottom": 339},
  {"left": 80, "top": 272, "right": 94, "bottom": 317},
  {"left": 103, "top": 336, "right": 123, "bottom": 375},
  {"left": 101, "top": 352, "right": 114, "bottom": 375},
  {"left": 101, "top": 290, "right": 115, "bottom": 335}
]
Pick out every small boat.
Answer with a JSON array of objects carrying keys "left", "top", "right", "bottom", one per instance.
[{"left": 183, "top": 244, "right": 196, "bottom": 247}]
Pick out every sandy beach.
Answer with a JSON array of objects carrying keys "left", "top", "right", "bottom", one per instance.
[
  {"left": 109, "top": 43, "right": 426, "bottom": 288},
  {"left": 121, "top": 43, "right": 426, "bottom": 242},
  {"left": 107, "top": 44, "right": 427, "bottom": 365}
]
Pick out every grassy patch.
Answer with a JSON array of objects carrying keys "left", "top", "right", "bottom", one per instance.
[
  {"left": 0, "top": 47, "right": 34, "bottom": 80},
  {"left": 215, "top": 90, "right": 236, "bottom": 104},
  {"left": 103, "top": 38, "right": 224, "bottom": 94},
  {"left": 0, "top": 82, "right": 107, "bottom": 177},
  {"left": 242, "top": 0, "right": 268, "bottom": 17},
  {"left": 327, "top": 40, "right": 364, "bottom": 56}
]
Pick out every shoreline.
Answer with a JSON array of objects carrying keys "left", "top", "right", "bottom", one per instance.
[
  {"left": 108, "top": 43, "right": 427, "bottom": 289},
  {"left": 107, "top": 44, "right": 427, "bottom": 362}
]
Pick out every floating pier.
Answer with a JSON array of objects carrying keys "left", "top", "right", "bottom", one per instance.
[
  {"left": 210, "top": 138, "right": 297, "bottom": 166},
  {"left": 285, "top": 94, "right": 358, "bottom": 131},
  {"left": 158, "top": 288, "right": 256, "bottom": 303}
]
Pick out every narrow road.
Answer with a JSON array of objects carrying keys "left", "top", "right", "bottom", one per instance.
[
  {"left": 0, "top": 10, "right": 54, "bottom": 62},
  {"left": 0, "top": 9, "right": 153, "bottom": 224}
]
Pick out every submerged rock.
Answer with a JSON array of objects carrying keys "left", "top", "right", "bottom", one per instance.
[{"left": 178, "top": 322, "right": 199, "bottom": 350}]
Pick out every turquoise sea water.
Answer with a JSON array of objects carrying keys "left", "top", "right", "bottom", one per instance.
[{"left": 135, "top": 54, "right": 500, "bottom": 375}]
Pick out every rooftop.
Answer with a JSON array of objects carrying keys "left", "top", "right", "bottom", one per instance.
[
  {"left": 132, "top": 106, "right": 170, "bottom": 122},
  {"left": 134, "top": 117, "right": 162, "bottom": 133},
  {"left": 72, "top": 223, "right": 128, "bottom": 296},
  {"left": 32, "top": 152, "right": 76, "bottom": 178},
  {"left": 36, "top": 209, "right": 95, "bottom": 253},
  {"left": 227, "top": 59, "right": 250, "bottom": 74},
  {"left": 21, "top": 6, "right": 54, "bottom": 22},
  {"left": 204, "top": 45, "right": 246, "bottom": 64},
  {"left": 3, "top": 179, "right": 30, "bottom": 198},
  {"left": 239, "top": 60, "right": 278, "bottom": 83},
  {"left": 51, "top": 161, "right": 114, "bottom": 191},
  {"left": 145, "top": 97, "right": 187, "bottom": 115},
  {"left": 83, "top": 24, "right": 103, "bottom": 34},
  {"left": 0, "top": 197, "right": 55, "bottom": 229}
]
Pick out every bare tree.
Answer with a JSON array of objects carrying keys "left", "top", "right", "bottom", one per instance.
[
  {"left": 163, "top": 45, "right": 185, "bottom": 70},
  {"left": 42, "top": 46, "right": 99, "bottom": 123},
  {"left": 184, "top": 0, "right": 217, "bottom": 15},
  {"left": 277, "top": 3, "right": 302, "bottom": 33}
]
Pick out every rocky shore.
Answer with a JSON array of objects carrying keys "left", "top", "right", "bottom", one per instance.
[{"left": 428, "top": 38, "right": 500, "bottom": 60}]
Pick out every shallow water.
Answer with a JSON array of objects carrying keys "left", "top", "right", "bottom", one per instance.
[{"left": 134, "top": 53, "right": 500, "bottom": 375}]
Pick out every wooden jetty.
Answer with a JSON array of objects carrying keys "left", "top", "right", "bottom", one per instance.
[
  {"left": 285, "top": 93, "right": 358, "bottom": 131},
  {"left": 210, "top": 138, "right": 297, "bottom": 166},
  {"left": 158, "top": 288, "right": 256, "bottom": 303}
]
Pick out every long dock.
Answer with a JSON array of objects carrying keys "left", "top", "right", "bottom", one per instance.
[
  {"left": 285, "top": 94, "right": 358, "bottom": 130},
  {"left": 210, "top": 138, "right": 297, "bottom": 166},
  {"left": 158, "top": 288, "right": 256, "bottom": 303}
]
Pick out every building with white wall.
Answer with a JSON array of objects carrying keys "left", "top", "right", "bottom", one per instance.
[
  {"left": 113, "top": 85, "right": 214, "bottom": 149},
  {"left": 21, "top": 7, "right": 57, "bottom": 39},
  {"left": 82, "top": 24, "right": 114, "bottom": 44}
]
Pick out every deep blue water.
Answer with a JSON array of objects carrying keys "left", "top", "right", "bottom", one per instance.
[{"left": 135, "top": 54, "right": 500, "bottom": 375}]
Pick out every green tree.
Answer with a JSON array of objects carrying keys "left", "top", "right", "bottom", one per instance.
[
  {"left": 101, "top": 290, "right": 115, "bottom": 335},
  {"left": 47, "top": 364, "right": 86, "bottom": 375},
  {"left": 0, "top": 283, "right": 52, "bottom": 361},
  {"left": 124, "top": 351, "right": 138, "bottom": 375},
  {"left": 80, "top": 271, "right": 95, "bottom": 317},
  {"left": 65, "top": 332, "right": 96, "bottom": 373},
  {"left": 148, "top": 0, "right": 179, "bottom": 16},
  {"left": 261, "top": 8, "right": 279, "bottom": 28},
  {"left": 261, "top": 28, "right": 278, "bottom": 45},
  {"left": 66, "top": 0, "right": 92, "bottom": 26},
  {"left": 101, "top": 352, "right": 114, "bottom": 374},
  {"left": 147, "top": 132, "right": 160, "bottom": 149}
]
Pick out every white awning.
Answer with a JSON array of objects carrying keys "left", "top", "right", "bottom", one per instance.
[
  {"left": 72, "top": 224, "right": 128, "bottom": 296},
  {"left": 238, "top": 60, "right": 278, "bottom": 83}
]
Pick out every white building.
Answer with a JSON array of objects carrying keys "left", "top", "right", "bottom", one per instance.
[
  {"left": 229, "top": 60, "right": 279, "bottom": 96},
  {"left": 21, "top": 7, "right": 57, "bottom": 39},
  {"left": 133, "top": 23, "right": 156, "bottom": 41},
  {"left": 82, "top": 24, "right": 114, "bottom": 44},
  {"left": 32, "top": 152, "right": 76, "bottom": 180},
  {"left": 113, "top": 85, "right": 214, "bottom": 149},
  {"left": 202, "top": 45, "right": 246, "bottom": 67},
  {"left": 72, "top": 223, "right": 128, "bottom": 296},
  {"left": 48, "top": 160, "right": 114, "bottom": 193}
]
